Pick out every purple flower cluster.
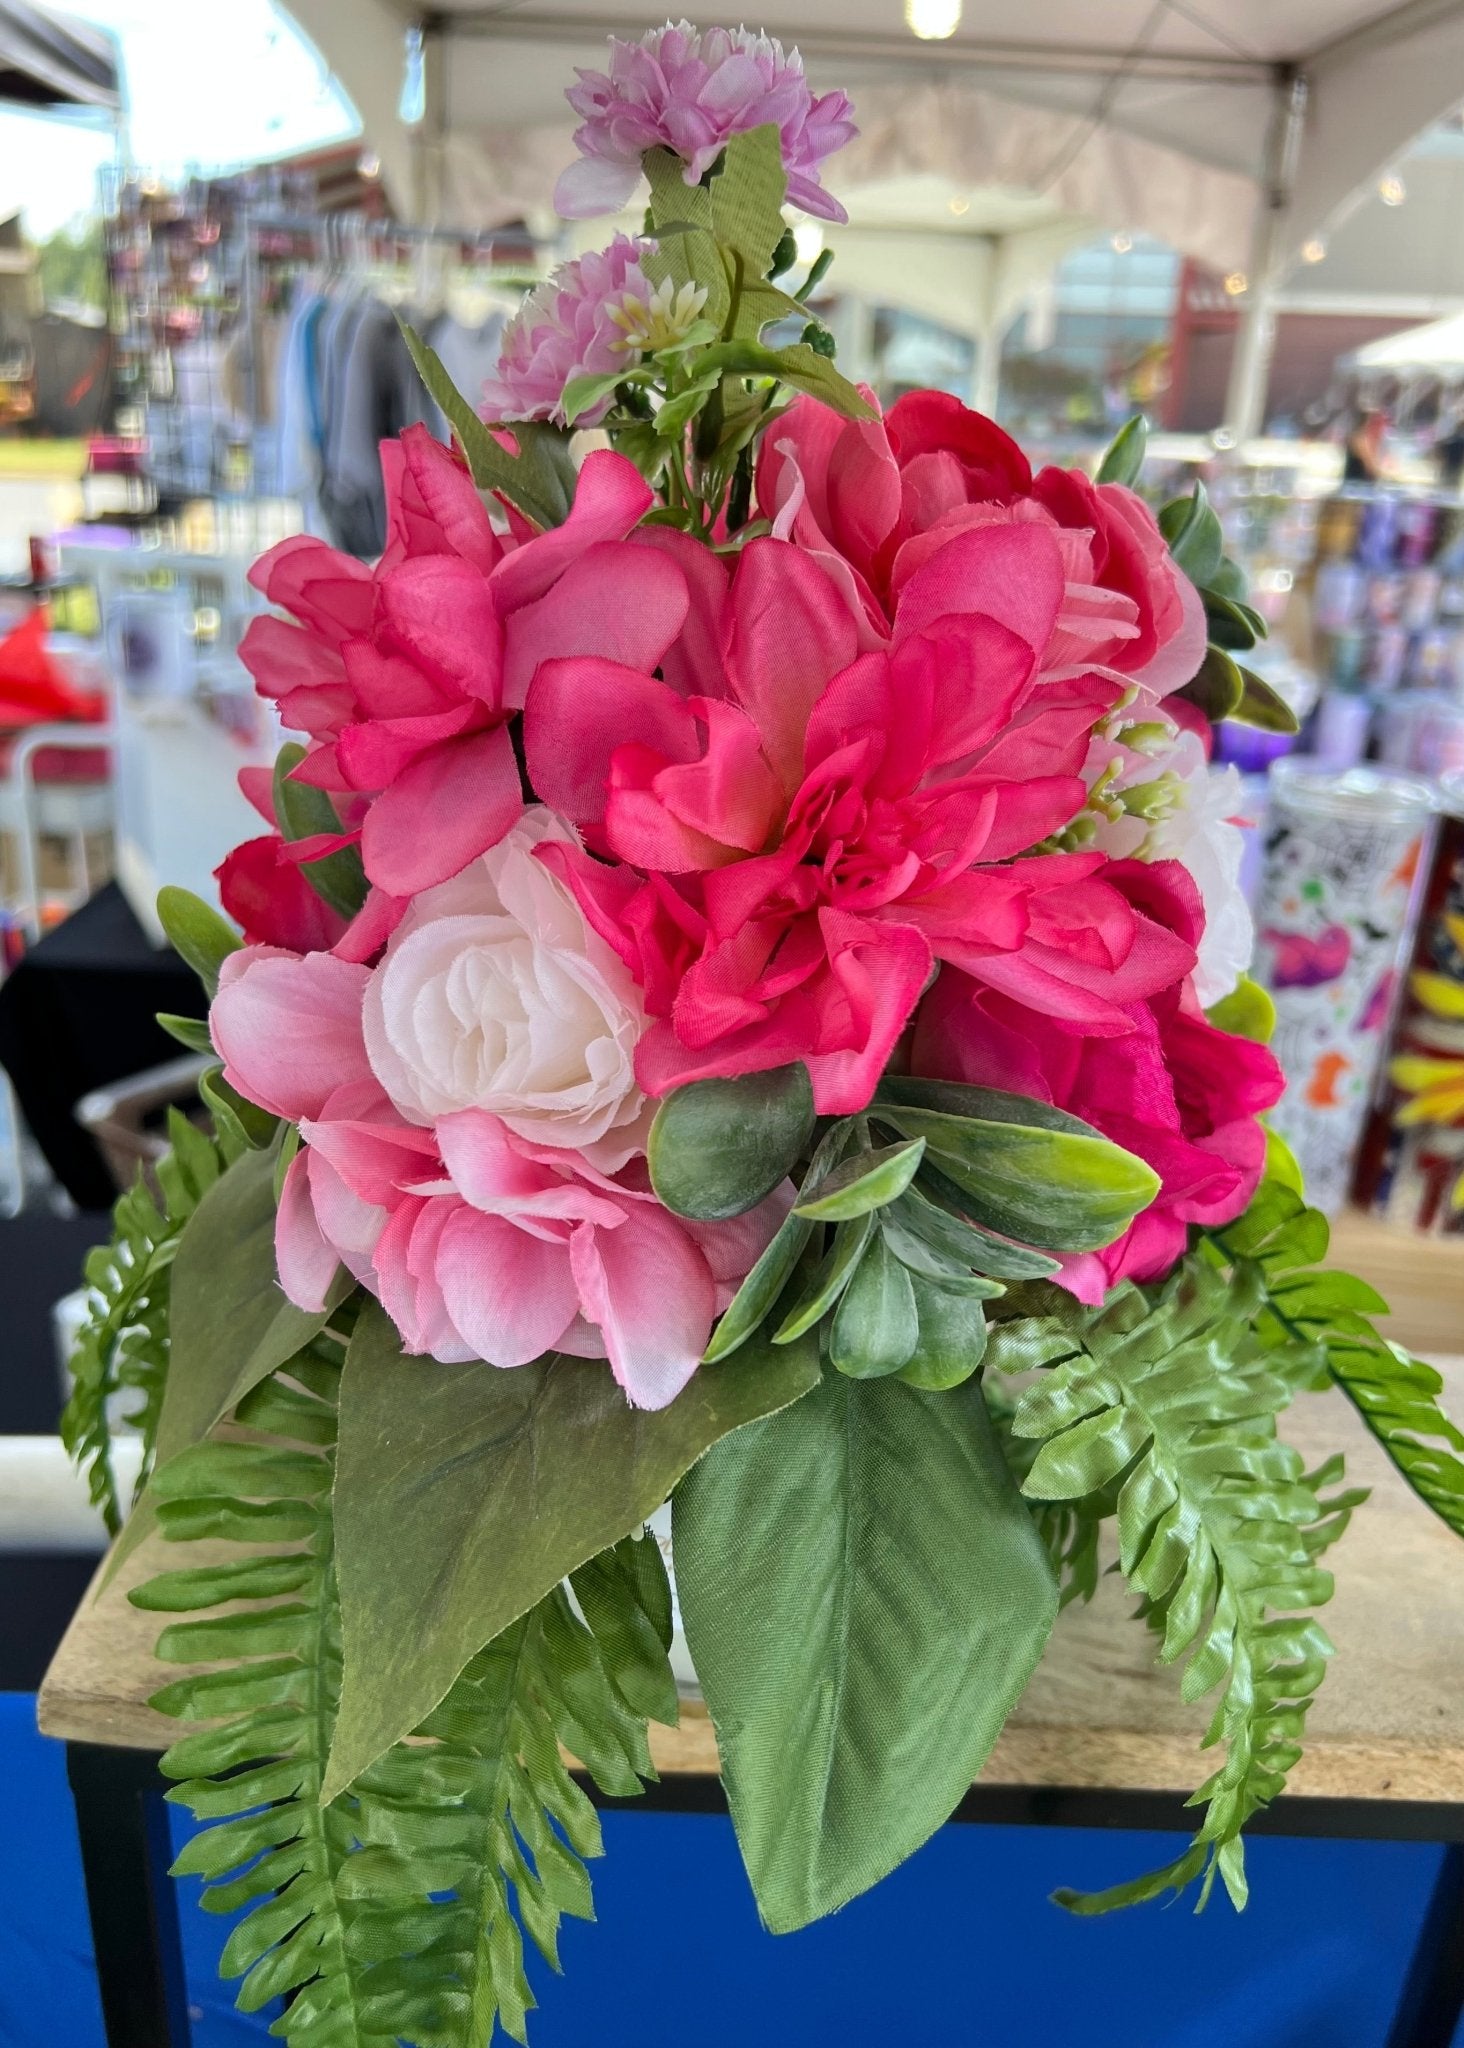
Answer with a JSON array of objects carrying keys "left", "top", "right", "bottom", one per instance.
[{"left": 554, "top": 20, "right": 855, "bottom": 224}]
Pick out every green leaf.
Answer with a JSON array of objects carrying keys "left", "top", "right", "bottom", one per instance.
[
  {"left": 157, "top": 1012, "right": 214, "bottom": 1055},
  {"left": 1178, "top": 645, "right": 1245, "bottom": 722},
  {"left": 897, "top": 1277, "right": 989, "bottom": 1390},
  {"left": 156, "top": 885, "right": 240, "bottom": 998},
  {"left": 793, "top": 1138, "right": 925, "bottom": 1220},
  {"left": 1095, "top": 413, "right": 1148, "bottom": 487},
  {"left": 1206, "top": 976, "right": 1276, "bottom": 1044},
  {"left": 271, "top": 742, "right": 368, "bottom": 921},
  {"left": 197, "top": 1067, "right": 276, "bottom": 1152},
  {"left": 701, "top": 1119, "right": 852, "bottom": 1360},
  {"left": 1234, "top": 665, "right": 1300, "bottom": 734},
  {"left": 830, "top": 1231, "right": 919, "bottom": 1378},
  {"left": 773, "top": 1213, "right": 874, "bottom": 1342},
  {"left": 887, "top": 1180, "right": 1060, "bottom": 1281},
  {"left": 648, "top": 1063, "right": 814, "bottom": 1220},
  {"left": 325, "top": 1299, "right": 820, "bottom": 1799},
  {"left": 878, "top": 1105, "right": 1160, "bottom": 1254},
  {"left": 561, "top": 370, "right": 631, "bottom": 427},
  {"left": 1159, "top": 482, "right": 1225, "bottom": 588},
  {"left": 694, "top": 336, "right": 874, "bottom": 421},
  {"left": 673, "top": 1368, "right": 1058, "bottom": 1930},
  {"left": 402, "top": 320, "right": 576, "bottom": 528},
  {"left": 1203, "top": 589, "right": 1267, "bottom": 651}
]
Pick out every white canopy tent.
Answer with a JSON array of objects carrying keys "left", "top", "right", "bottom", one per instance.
[
  {"left": 1351, "top": 307, "right": 1464, "bottom": 371},
  {"left": 280, "top": 0, "right": 1464, "bottom": 432}
]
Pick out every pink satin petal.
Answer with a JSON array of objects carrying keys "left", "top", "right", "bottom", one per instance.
[
  {"left": 274, "top": 1151, "right": 340, "bottom": 1312},
  {"left": 434, "top": 1206, "right": 580, "bottom": 1366},
  {"left": 569, "top": 1206, "right": 713, "bottom": 1409},
  {"left": 359, "top": 725, "right": 523, "bottom": 896},
  {"left": 211, "top": 947, "right": 373, "bottom": 1122}
]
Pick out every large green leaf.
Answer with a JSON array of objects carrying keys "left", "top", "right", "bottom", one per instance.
[
  {"left": 326, "top": 1302, "right": 821, "bottom": 1799},
  {"left": 1095, "top": 412, "right": 1148, "bottom": 487},
  {"left": 648, "top": 1063, "right": 814, "bottom": 1220},
  {"left": 673, "top": 1369, "right": 1058, "bottom": 1931},
  {"left": 156, "top": 885, "right": 240, "bottom": 998}
]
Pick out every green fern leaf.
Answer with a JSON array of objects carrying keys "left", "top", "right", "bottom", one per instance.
[
  {"left": 1212, "top": 1187, "right": 1464, "bottom": 1538},
  {"left": 61, "top": 1108, "right": 241, "bottom": 1532},
  {"left": 134, "top": 1340, "right": 677, "bottom": 2048},
  {"left": 1011, "top": 1257, "right": 1344, "bottom": 1912}
]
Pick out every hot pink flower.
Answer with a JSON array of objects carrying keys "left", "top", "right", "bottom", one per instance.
[
  {"left": 240, "top": 427, "right": 692, "bottom": 899},
  {"left": 483, "top": 235, "right": 662, "bottom": 427},
  {"left": 214, "top": 764, "right": 351, "bottom": 955},
  {"left": 527, "top": 530, "right": 1197, "bottom": 1114},
  {"left": 210, "top": 934, "right": 784, "bottom": 1410},
  {"left": 913, "top": 858, "right": 1284, "bottom": 1302},
  {"left": 758, "top": 390, "right": 1206, "bottom": 695},
  {"left": 555, "top": 21, "right": 855, "bottom": 223}
]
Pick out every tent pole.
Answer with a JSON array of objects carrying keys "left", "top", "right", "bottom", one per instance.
[
  {"left": 414, "top": 13, "right": 448, "bottom": 227},
  {"left": 1224, "top": 66, "right": 1309, "bottom": 443},
  {"left": 971, "top": 325, "right": 1003, "bottom": 418}
]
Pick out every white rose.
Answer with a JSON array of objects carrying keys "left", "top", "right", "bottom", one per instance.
[{"left": 362, "top": 807, "right": 650, "bottom": 1169}]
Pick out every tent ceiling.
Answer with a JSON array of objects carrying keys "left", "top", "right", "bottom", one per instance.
[
  {"left": 0, "top": 0, "right": 120, "bottom": 111},
  {"left": 284, "top": 0, "right": 1464, "bottom": 284}
]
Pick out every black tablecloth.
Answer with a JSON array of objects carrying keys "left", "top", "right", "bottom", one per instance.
[{"left": 0, "top": 883, "right": 207, "bottom": 1210}]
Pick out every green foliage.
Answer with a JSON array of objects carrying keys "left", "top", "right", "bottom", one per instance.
[
  {"left": 156, "top": 885, "right": 241, "bottom": 997},
  {"left": 1212, "top": 1183, "right": 1464, "bottom": 1539},
  {"left": 37, "top": 218, "right": 107, "bottom": 312},
  {"left": 1009, "top": 1257, "right": 1353, "bottom": 1911},
  {"left": 104, "top": 1146, "right": 340, "bottom": 1583},
  {"left": 401, "top": 322, "right": 577, "bottom": 529},
  {"left": 703, "top": 1079, "right": 1154, "bottom": 1384},
  {"left": 1095, "top": 413, "right": 1148, "bottom": 488},
  {"left": 60, "top": 1111, "right": 241, "bottom": 1534},
  {"left": 673, "top": 1364, "right": 1057, "bottom": 1931},
  {"left": 648, "top": 1063, "right": 815, "bottom": 1220},
  {"left": 272, "top": 743, "right": 369, "bottom": 922},
  {"left": 1155, "top": 481, "right": 1298, "bottom": 736},
  {"left": 326, "top": 1298, "right": 819, "bottom": 1800},
  {"left": 137, "top": 1351, "right": 676, "bottom": 2047}
]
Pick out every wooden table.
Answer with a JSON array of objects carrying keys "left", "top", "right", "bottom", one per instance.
[{"left": 37, "top": 1216, "right": 1464, "bottom": 2048}]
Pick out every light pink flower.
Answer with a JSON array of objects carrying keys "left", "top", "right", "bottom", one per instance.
[
  {"left": 555, "top": 21, "right": 855, "bottom": 224},
  {"left": 210, "top": 934, "right": 784, "bottom": 1409},
  {"left": 483, "top": 235, "right": 659, "bottom": 427}
]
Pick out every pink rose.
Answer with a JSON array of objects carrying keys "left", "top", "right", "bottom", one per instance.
[
  {"left": 758, "top": 390, "right": 1206, "bottom": 697},
  {"left": 912, "top": 858, "right": 1284, "bottom": 1302}
]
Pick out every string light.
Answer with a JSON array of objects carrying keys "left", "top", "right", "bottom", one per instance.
[
  {"left": 1301, "top": 235, "right": 1327, "bottom": 264},
  {"left": 793, "top": 221, "right": 825, "bottom": 267},
  {"left": 1379, "top": 171, "right": 1407, "bottom": 207},
  {"left": 905, "top": 0, "right": 962, "bottom": 39},
  {"left": 947, "top": 194, "right": 970, "bottom": 217},
  {"left": 1223, "top": 270, "right": 1248, "bottom": 296},
  {"left": 1110, "top": 230, "right": 1133, "bottom": 254}
]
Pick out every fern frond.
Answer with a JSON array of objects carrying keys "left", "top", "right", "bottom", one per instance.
[
  {"left": 1213, "top": 1183, "right": 1464, "bottom": 1538},
  {"left": 984, "top": 1375, "right": 1106, "bottom": 1608},
  {"left": 1011, "top": 1257, "right": 1343, "bottom": 1913},
  {"left": 61, "top": 1110, "right": 240, "bottom": 1532},
  {"left": 132, "top": 1348, "right": 676, "bottom": 2048}
]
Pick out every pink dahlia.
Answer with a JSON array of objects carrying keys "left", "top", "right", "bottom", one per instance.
[
  {"left": 554, "top": 21, "right": 856, "bottom": 224},
  {"left": 240, "top": 428, "right": 693, "bottom": 900},
  {"left": 482, "top": 235, "right": 694, "bottom": 427},
  {"left": 527, "top": 530, "right": 1196, "bottom": 1115},
  {"left": 913, "top": 858, "right": 1285, "bottom": 1302},
  {"left": 758, "top": 391, "right": 1207, "bottom": 695}
]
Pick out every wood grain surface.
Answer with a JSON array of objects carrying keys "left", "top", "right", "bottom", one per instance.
[{"left": 37, "top": 1217, "right": 1464, "bottom": 1805}]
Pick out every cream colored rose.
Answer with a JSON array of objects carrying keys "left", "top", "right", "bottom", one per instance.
[{"left": 362, "top": 808, "right": 650, "bottom": 1169}]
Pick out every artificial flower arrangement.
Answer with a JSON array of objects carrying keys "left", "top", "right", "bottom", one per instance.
[{"left": 63, "top": 22, "right": 1464, "bottom": 2044}]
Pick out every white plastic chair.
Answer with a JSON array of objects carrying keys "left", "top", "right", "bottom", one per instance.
[{"left": 0, "top": 721, "right": 115, "bottom": 942}]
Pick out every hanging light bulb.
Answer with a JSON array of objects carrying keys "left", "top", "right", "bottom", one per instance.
[
  {"left": 905, "top": 0, "right": 962, "bottom": 40},
  {"left": 947, "top": 194, "right": 971, "bottom": 217},
  {"left": 1379, "top": 171, "right": 1407, "bottom": 207},
  {"left": 1301, "top": 235, "right": 1327, "bottom": 264},
  {"left": 1223, "top": 270, "right": 1248, "bottom": 296},
  {"left": 1110, "top": 231, "right": 1133, "bottom": 254}
]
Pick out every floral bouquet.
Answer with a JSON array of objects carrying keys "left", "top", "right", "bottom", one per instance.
[{"left": 64, "top": 23, "right": 1464, "bottom": 2044}]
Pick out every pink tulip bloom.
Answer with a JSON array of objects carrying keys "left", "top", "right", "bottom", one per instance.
[
  {"left": 527, "top": 529, "right": 1197, "bottom": 1115},
  {"left": 913, "top": 857, "right": 1285, "bottom": 1301},
  {"left": 240, "top": 427, "right": 692, "bottom": 901},
  {"left": 758, "top": 390, "right": 1207, "bottom": 697},
  {"left": 210, "top": 936, "right": 785, "bottom": 1409},
  {"left": 555, "top": 21, "right": 856, "bottom": 223}
]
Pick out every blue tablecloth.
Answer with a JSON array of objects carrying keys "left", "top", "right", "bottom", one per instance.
[{"left": 3, "top": 1692, "right": 1454, "bottom": 2047}]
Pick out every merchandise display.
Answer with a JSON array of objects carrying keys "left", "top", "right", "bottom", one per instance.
[{"left": 52, "top": 31, "right": 1464, "bottom": 2048}]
